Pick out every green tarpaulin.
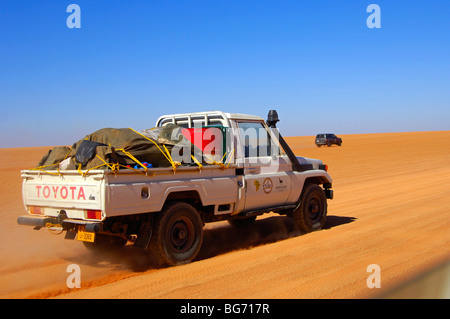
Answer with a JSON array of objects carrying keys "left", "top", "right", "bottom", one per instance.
[{"left": 37, "top": 124, "right": 200, "bottom": 171}]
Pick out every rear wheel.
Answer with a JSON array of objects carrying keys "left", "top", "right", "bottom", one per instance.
[
  {"left": 148, "top": 201, "right": 204, "bottom": 266},
  {"left": 291, "top": 184, "right": 327, "bottom": 233}
]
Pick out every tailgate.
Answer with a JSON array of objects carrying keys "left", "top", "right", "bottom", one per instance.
[{"left": 21, "top": 170, "right": 105, "bottom": 221}]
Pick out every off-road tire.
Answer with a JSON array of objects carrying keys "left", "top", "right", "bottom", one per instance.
[
  {"left": 147, "top": 201, "right": 203, "bottom": 266},
  {"left": 291, "top": 184, "right": 327, "bottom": 233}
]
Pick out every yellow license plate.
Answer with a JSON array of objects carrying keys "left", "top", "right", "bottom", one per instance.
[{"left": 77, "top": 228, "right": 95, "bottom": 242}]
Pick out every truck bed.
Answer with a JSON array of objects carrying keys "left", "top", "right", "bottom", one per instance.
[{"left": 21, "top": 165, "right": 239, "bottom": 222}]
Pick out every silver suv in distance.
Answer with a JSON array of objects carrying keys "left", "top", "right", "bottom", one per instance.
[{"left": 315, "top": 133, "right": 342, "bottom": 147}]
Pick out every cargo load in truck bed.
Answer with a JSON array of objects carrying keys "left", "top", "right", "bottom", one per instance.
[{"left": 35, "top": 124, "right": 204, "bottom": 172}]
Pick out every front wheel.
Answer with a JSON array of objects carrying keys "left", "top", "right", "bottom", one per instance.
[
  {"left": 291, "top": 184, "right": 327, "bottom": 233},
  {"left": 147, "top": 201, "right": 204, "bottom": 266}
]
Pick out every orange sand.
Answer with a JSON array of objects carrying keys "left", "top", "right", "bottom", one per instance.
[{"left": 0, "top": 131, "right": 449, "bottom": 298}]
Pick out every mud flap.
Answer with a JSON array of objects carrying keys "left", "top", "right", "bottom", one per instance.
[
  {"left": 65, "top": 230, "right": 77, "bottom": 240},
  {"left": 134, "top": 220, "right": 153, "bottom": 249}
]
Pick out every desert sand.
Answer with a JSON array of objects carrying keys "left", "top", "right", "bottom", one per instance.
[{"left": 0, "top": 131, "right": 449, "bottom": 299}]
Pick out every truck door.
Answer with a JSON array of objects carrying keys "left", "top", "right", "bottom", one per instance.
[{"left": 235, "top": 121, "right": 293, "bottom": 211}]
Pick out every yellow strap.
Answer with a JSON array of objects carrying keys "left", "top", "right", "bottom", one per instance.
[
  {"left": 29, "top": 147, "right": 74, "bottom": 175},
  {"left": 62, "top": 147, "right": 73, "bottom": 161},
  {"left": 225, "top": 149, "right": 235, "bottom": 168},
  {"left": 116, "top": 148, "right": 148, "bottom": 173},
  {"left": 30, "top": 163, "right": 58, "bottom": 170},
  {"left": 74, "top": 148, "right": 155, "bottom": 177},
  {"left": 203, "top": 151, "right": 228, "bottom": 169},
  {"left": 128, "top": 127, "right": 173, "bottom": 164},
  {"left": 30, "top": 168, "right": 61, "bottom": 176},
  {"left": 95, "top": 155, "right": 115, "bottom": 170},
  {"left": 163, "top": 145, "right": 181, "bottom": 172},
  {"left": 82, "top": 163, "right": 107, "bottom": 176},
  {"left": 162, "top": 145, "right": 173, "bottom": 165},
  {"left": 29, "top": 163, "right": 60, "bottom": 175},
  {"left": 129, "top": 127, "right": 183, "bottom": 173},
  {"left": 216, "top": 162, "right": 226, "bottom": 169},
  {"left": 77, "top": 163, "right": 83, "bottom": 176},
  {"left": 80, "top": 155, "right": 119, "bottom": 176},
  {"left": 220, "top": 151, "right": 227, "bottom": 163},
  {"left": 122, "top": 164, "right": 154, "bottom": 176},
  {"left": 191, "top": 155, "right": 203, "bottom": 169}
]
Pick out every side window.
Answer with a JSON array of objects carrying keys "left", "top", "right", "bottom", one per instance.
[{"left": 237, "top": 122, "right": 276, "bottom": 158}]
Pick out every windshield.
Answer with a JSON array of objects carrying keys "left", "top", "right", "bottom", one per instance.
[{"left": 236, "top": 122, "right": 284, "bottom": 158}]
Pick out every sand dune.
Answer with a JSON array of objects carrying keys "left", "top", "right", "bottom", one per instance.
[{"left": 0, "top": 131, "right": 449, "bottom": 298}]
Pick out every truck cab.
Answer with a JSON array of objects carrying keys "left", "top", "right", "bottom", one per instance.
[{"left": 156, "top": 111, "right": 332, "bottom": 214}]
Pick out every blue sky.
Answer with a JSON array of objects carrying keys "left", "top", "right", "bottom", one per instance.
[{"left": 0, "top": 0, "right": 449, "bottom": 147}]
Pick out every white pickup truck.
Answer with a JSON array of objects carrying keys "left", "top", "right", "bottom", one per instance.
[{"left": 17, "top": 110, "right": 333, "bottom": 266}]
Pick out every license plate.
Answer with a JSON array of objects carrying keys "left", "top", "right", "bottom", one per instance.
[{"left": 77, "top": 227, "right": 95, "bottom": 243}]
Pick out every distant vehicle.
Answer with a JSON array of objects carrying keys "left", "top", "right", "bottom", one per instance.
[{"left": 315, "top": 133, "right": 342, "bottom": 147}]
